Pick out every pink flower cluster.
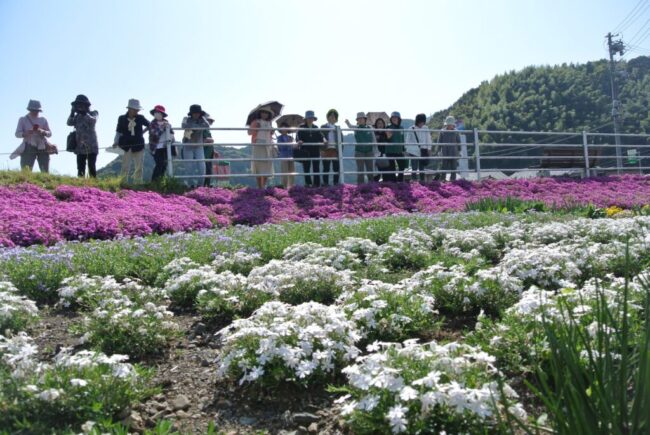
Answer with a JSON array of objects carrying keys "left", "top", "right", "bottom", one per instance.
[
  {"left": 0, "top": 184, "right": 214, "bottom": 247},
  {"left": 2, "top": 175, "right": 650, "bottom": 247}
]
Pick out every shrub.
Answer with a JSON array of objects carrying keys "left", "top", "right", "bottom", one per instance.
[{"left": 215, "top": 301, "right": 361, "bottom": 388}]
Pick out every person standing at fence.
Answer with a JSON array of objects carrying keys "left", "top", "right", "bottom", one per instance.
[
  {"left": 384, "top": 111, "right": 406, "bottom": 182},
  {"left": 277, "top": 122, "right": 296, "bottom": 188},
  {"left": 148, "top": 105, "right": 175, "bottom": 182},
  {"left": 14, "top": 100, "right": 52, "bottom": 173},
  {"left": 296, "top": 111, "right": 326, "bottom": 187},
  {"left": 248, "top": 108, "right": 275, "bottom": 189},
  {"left": 181, "top": 104, "right": 210, "bottom": 188},
  {"left": 373, "top": 118, "right": 389, "bottom": 182},
  {"left": 345, "top": 112, "right": 375, "bottom": 184},
  {"left": 405, "top": 113, "right": 433, "bottom": 182},
  {"left": 67, "top": 95, "right": 99, "bottom": 178},
  {"left": 437, "top": 115, "right": 460, "bottom": 181},
  {"left": 115, "top": 99, "right": 150, "bottom": 184},
  {"left": 320, "top": 109, "right": 340, "bottom": 186},
  {"left": 202, "top": 113, "right": 216, "bottom": 187}
]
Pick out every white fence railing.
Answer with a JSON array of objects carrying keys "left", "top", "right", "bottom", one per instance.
[{"left": 164, "top": 127, "right": 650, "bottom": 185}]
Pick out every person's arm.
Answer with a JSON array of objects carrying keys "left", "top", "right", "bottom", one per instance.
[
  {"left": 142, "top": 116, "right": 151, "bottom": 128},
  {"left": 40, "top": 118, "right": 52, "bottom": 138},
  {"left": 344, "top": 119, "right": 353, "bottom": 128},
  {"left": 87, "top": 111, "right": 98, "bottom": 126},
  {"left": 15, "top": 117, "right": 25, "bottom": 139},
  {"left": 247, "top": 120, "right": 258, "bottom": 136},
  {"left": 66, "top": 110, "right": 76, "bottom": 127}
]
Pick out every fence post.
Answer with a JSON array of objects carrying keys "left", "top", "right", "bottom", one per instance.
[
  {"left": 336, "top": 126, "right": 345, "bottom": 183},
  {"left": 582, "top": 131, "right": 590, "bottom": 178},
  {"left": 473, "top": 128, "right": 481, "bottom": 181},
  {"left": 166, "top": 141, "right": 174, "bottom": 178}
]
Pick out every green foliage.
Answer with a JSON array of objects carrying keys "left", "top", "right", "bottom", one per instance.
[{"left": 465, "top": 197, "right": 548, "bottom": 213}]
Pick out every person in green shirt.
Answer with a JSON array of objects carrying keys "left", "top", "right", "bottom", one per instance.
[
  {"left": 345, "top": 112, "right": 375, "bottom": 184},
  {"left": 384, "top": 111, "right": 406, "bottom": 182}
]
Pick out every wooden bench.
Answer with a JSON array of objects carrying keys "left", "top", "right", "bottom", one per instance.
[{"left": 540, "top": 147, "right": 600, "bottom": 169}]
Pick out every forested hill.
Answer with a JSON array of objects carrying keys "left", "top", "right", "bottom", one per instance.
[{"left": 430, "top": 56, "right": 650, "bottom": 134}]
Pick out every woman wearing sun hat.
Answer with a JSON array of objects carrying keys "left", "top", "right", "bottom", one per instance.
[
  {"left": 148, "top": 105, "right": 175, "bottom": 182},
  {"left": 14, "top": 99, "right": 52, "bottom": 173},
  {"left": 67, "top": 94, "right": 99, "bottom": 178},
  {"left": 384, "top": 111, "right": 406, "bottom": 182},
  {"left": 437, "top": 115, "right": 460, "bottom": 181},
  {"left": 296, "top": 110, "right": 327, "bottom": 187},
  {"left": 345, "top": 112, "right": 375, "bottom": 184},
  {"left": 115, "top": 98, "right": 150, "bottom": 184},
  {"left": 181, "top": 104, "right": 211, "bottom": 188},
  {"left": 248, "top": 107, "right": 276, "bottom": 189}
]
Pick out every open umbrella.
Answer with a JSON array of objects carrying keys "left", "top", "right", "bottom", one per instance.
[
  {"left": 366, "top": 111, "right": 389, "bottom": 127},
  {"left": 246, "top": 101, "right": 283, "bottom": 126},
  {"left": 275, "top": 114, "right": 304, "bottom": 128}
]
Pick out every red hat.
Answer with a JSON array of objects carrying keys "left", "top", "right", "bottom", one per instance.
[{"left": 150, "top": 105, "right": 168, "bottom": 117}]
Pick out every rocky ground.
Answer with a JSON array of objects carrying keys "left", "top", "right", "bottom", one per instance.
[{"left": 32, "top": 310, "right": 346, "bottom": 434}]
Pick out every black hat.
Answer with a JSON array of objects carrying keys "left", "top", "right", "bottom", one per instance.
[
  {"left": 415, "top": 113, "right": 427, "bottom": 124},
  {"left": 188, "top": 104, "right": 206, "bottom": 116},
  {"left": 71, "top": 94, "right": 91, "bottom": 106}
]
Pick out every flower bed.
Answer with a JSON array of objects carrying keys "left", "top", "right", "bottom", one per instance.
[{"left": 2, "top": 176, "right": 650, "bottom": 247}]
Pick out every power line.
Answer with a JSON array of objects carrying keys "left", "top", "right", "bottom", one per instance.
[
  {"left": 628, "top": 17, "right": 650, "bottom": 45},
  {"left": 615, "top": 0, "right": 648, "bottom": 33}
]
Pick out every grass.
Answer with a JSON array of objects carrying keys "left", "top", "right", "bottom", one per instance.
[
  {"left": 0, "top": 211, "right": 573, "bottom": 304},
  {"left": 0, "top": 169, "right": 190, "bottom": 194}
]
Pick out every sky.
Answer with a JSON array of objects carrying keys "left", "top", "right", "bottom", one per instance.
[{"left": 1, "top": 0, "right": 648, "bottom": 176}]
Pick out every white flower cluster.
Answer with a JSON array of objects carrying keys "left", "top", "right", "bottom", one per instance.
[
  {"left": 339, "top": 339, "right": 526, "bottom": 434},
  {"left": 211, "top": 251, "right": 262, "bottom": 275},
  {"left": 335, "top": 237, "right": 380, "bottom": 261},
  {"left": 0, "top": 281, "right": 38, "bottom": 332},
  {"left": 195, "top": 270, "right": 261, "bottom": 323},
  {"left": 337, "top": 280, "right": 437, "bottom": 341},
  {"left": 155, "top": 256, "right": 199, "bottom": 286},
  {"left": 216, "top": 301, "right": 361, "bottom": 386},
  {"left": 405, "top": 264, "right": 523, "bottom": 314},
  {"left": 57, "top": 275, "right": 165, "bottom": 310},
  {"left": 0, "top": 332, "right": 139, "bottom": 399},
  {"left": 282, "top": 243, "right": 362, "bottom": 270},
  {"left": 373, "top": 228, "right": 434, "bottom": 269},
  {"left": 247, "top": 260, "right": 356, "bottom": 303},
  {"left": 66, "top": 276, "right": 177, "bottom": 358}
]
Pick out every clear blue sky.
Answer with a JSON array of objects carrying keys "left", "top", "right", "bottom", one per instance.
[{"left": 0, "top": 0, "right": 647, "bottom": 175}]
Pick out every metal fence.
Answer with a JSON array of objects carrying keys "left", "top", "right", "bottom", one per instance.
[{"left": 164, "top": 127, "right": 650, "bottom": 185}]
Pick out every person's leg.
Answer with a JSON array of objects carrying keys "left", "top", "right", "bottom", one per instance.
[
  {"left": 396, "top": 155, "right": 407, "bottom": 182},
  {"left": 312, "top": 159, "right": 321, "bottom": 187},
  {"left": 384, "top": 155, "right": 396, "bottom": 182},
  {"left": 419, "top": 150, "right": 430, "bottom": 182},
  {"left": 355, "top": 154, "right": 365, "bottom": 185},
  {"left": 322, "top": 158, "right": 331, "bottom": 186},
  {"left": 133, "top": 150, "right": 144, "bottom": 183},
  {"left": 363, "top": 153, "right": 374, "bottom": 183},
  {"left": 88, "top": 153, "right": 97, "bottom": 178},
  {"left": 36, "top": 152, "right": 50, "bottom": 173},
  {"left": 450, "top": 159, "right": 457, "bottom": 181},
  {"left": 152, "top": 150, "right": 163, "bottom": 181},
  {"left": 333, "top": 158, "right": 340, "bottom": 185},
  {"left": 120, "top": 150, "right": 131, "bottom": 181},
  {"left": 20, "top": 146, "right": 37, "bottom": 171},
  {"left": 280, "top": 160, "right": 289, "bottom": 187},
  {"left": 77, "top": 154, "right": 86, "bottom": 177},
  {"left": 204, "top": 160, "right": 212, "bottom": 187},
  {"left": 287, "top": 160, "right": 295, "bottom": 188},
  {"left": 302, "top": 160, "right": 312, "bottom": 186}
]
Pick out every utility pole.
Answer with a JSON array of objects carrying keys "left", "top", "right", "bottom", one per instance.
[{"left": 606, "top": 32, "right": 625, "bottom": 173}]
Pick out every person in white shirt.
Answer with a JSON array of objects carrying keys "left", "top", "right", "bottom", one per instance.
[{"left": 405, "top": 113, "right": 433, "bottom": 182}]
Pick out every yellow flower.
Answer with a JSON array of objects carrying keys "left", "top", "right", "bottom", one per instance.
[{"left": 605, "top": 206, "right": 624, "bottom": 217}]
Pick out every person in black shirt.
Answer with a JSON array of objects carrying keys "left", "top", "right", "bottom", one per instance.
[
  {"left": 296, "top": 110, "right": 327, "bottom": 187},
  {"left": 115, "top": 99, "right": 150, "bottom": 184}
]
